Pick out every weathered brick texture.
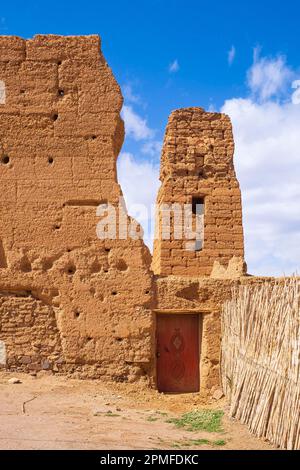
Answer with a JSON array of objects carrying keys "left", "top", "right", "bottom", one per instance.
[
  {"left": 152, "top": 107, "right": 245, "bottom": 276},
  {"left": 0, "top": 35, "right": 154, "bottom": 381}
]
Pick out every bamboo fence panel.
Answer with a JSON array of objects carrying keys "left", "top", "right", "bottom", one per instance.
[{"left": 221, "top": 278, "right": 300, "bottom": 449}]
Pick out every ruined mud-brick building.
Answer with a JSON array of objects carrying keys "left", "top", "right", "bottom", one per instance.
[{"left": 0, "top": 35, "right": 262, "bottom": 396}]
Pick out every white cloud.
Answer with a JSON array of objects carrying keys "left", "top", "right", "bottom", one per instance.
[
  {"left": 247, "top": 51, "right": 293, "bottom": 101},
  {"left": 122, "top": 83, "right": 141, "bottom": 104},
  {"left": 292, "top": 80, "right": 300, "bottom": 104},
  {"left": 208, "top": 103, "right": 217, "bottom": 112},
  {"left": 117, "top": 152, "right": 160, "bottom": 249},
  {"left": 169, "top": 59, "right": 179, "bottom": 73},
  {"left": 119, "top": 96, "right": 160, "bottom": 250},
  {"left": 121, "top": 105, "right": 154, "bottom": 141},
  {"left": 141, "top": 140, "right": 162, "bottom": 157},
  {"left": 222, "top": 91, "right": 300, "bottom": 276},
  {"left": 228, "top": 45, "right": 236, "bottom": 66}
]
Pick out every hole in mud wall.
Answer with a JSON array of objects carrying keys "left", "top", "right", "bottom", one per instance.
[
  {"left": 58, "top": 89, "right": 64, "bottom": 97},
  {"left": 53, "top": 224, "right": 61, "bottom": 230},
  {"left": 115, "top": 259, "right": 128, "bottom": 271},
  {"left": 52, "top": 113, "right": 58, "bottom": 122},
  {"left": 48, "top": 157, "right": 54, "bottom": 164},
  {"left": 111, "top": 291, "right": 118, "bottom": 296},
  {"left": 66, "top": 264, "right": 76, "bottom": 275},
  {"left": 192, "top": 196, "right": 205, "bottom": 215},
  {"left": 74, "top": 310, "right": 80, "bottom": 319},
  {"left": 191, "top": 196, "right": 205, "bottom": 252},
  {"left": 1, "top": 155, "right": 10, "bottom": 165}
]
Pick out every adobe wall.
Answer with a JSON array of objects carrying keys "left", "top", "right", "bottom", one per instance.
[
  {"left": 152, "top": 108, "right": 244, "bottom": 277},
  {"left": 0, "top": 292, "right": 63, "bottom": 371},
  {"left": 0, "top": 35, "right": 154, "bottom": 381}
]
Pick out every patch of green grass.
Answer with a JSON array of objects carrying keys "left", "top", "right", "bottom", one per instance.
[
  {"left": 170, "top": 443, "right": 181, "bottom": 449},
  {"left": 213, "top": 439, "right": 226, "bottom": 446},
  {"left": 105, "top": 412, "right": 120, "bottom": 417},
  {"left": 146, "top": 416, "right": 159, "bottom": 422},
  {"left": 190, "top": 438, "right": 211, "bottom": 446},
  {"left": 172, "top": 438, "right": 225, "bottom": 448},
  {"left": 155, "top": 411, "right": 168, "bottom": 416},
  {"left": 167, "top": 409, "right": 224, "bottom": 433},
  {"left": 171, "top": 438, "right": 211, "bottom": 448},
  {"left": 178, "top": 439, "right": 212, "bottom": 448}
]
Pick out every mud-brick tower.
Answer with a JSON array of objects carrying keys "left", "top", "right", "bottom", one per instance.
[{"left": 152, "top": 107, "right": 245, "bottom": 277}]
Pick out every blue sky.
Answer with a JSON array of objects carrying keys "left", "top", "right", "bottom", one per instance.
[
  {"left": 2, "top": 1, "right": 299, "bottom": 134},
  {"left": 1, "top": 1, "right": 300, "bottom": 276}
]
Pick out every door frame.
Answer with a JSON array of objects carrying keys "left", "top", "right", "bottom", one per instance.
[{"left": 154, "top": 309, "right": 206, "bottom": 393}]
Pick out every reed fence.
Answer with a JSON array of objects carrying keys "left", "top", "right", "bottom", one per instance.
[{"left": 221, "top": 278, "right": 300, "bottom": 449}]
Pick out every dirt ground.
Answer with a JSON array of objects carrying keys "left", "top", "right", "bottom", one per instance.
[{"left": 0, "top": 371, "right": 274, "bottom": 450}]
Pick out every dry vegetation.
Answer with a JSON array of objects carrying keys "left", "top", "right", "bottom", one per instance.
[{"left": 222, "top": 277, "right": 300, "bottom": 449}]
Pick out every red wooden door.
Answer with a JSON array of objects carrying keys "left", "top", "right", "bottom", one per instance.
[{"left": 156, "top": 314, "right": 200, "bottom": 393}]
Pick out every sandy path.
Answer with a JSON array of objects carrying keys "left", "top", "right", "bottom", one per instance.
[{"left": 0, "top": 371, "right": 274, "bottom": 450}]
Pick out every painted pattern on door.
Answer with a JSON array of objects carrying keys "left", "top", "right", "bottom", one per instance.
[{"left": 156, "top": 314, "right": 200, "bottom": 393}]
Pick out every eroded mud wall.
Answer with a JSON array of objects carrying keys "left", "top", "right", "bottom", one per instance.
[{"left": 0, "top": 35, "right": 154, "bottom": 381}]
